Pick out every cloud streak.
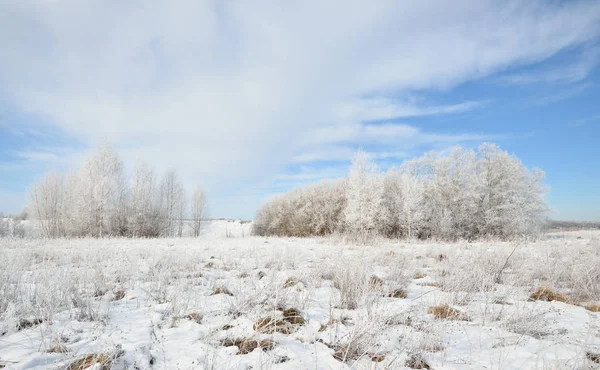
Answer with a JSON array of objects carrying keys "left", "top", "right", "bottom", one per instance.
[{"left": 1, "top": 0, "right": 599, "bottom": 217}]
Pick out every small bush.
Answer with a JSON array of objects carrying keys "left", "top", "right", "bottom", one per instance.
[
  {"left": 427, "top": 305, "right": 468, "bottom": 321},
  {"left": 529, "top": 287, "right": 569, "bottom": 303}
]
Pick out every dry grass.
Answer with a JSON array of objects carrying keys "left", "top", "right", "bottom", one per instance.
[
  {"left": 283, "top": 277, "right": 297, "bottom": 288},
  {"left": 282, "top": 308, "right": 305, "bottom": 325},
  {"left": 186, "top": 312, "right": 203, "bottom": 324},
  {"left": 16, "top": 318, "right": 44, "bottom": 331},
  {"left": 47, "top": 343, "right": 70, "bottom": 353},
  {"left": 211, "top": 287, "right": 233, "bottom": 296},
  {"left": 253, "top": 317, "right": 293, "bottom": 334},
  {"left": 221, "top": 338, "right": 275, "bottom": 355},
  {"left": 369, "top": 275, "right": 384, "bottom": 289},
  {"left": 387, "top": 288, "right": 407, "bottom": 298},
  {"left": 585, "top": 304, "right": 600, "bottom": 312},
  {"left": 529, "top": 287, "right": 569, "bottom": 303},
  {"left": 113, "top": 289, "right": 126, "bottom": 301},
  {"left": 65, "top": 353, "right": 112, "bottom": 370},
  {"left": 427, "top": 305, "right": 468, "bottom": 321},
  {"left": 406, "top": 354, "right": 431, "bottom": 369},
  {"left": 587, "top": 351, "right": 600, "bottom": 364},
  {"left": 414, "top": 272, "right": 426, "bottom": 279}
]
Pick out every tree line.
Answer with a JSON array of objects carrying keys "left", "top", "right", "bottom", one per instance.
[
  {"left": 29, "top": 145, "right": 206, "bottom": 238},
  {"left": 254, "top": 143, "right": 548, "bottom": 241}
]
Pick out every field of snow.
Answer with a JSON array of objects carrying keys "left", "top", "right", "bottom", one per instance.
[{"left": 1, "top": 225, "right": 599, "bottom": 369}]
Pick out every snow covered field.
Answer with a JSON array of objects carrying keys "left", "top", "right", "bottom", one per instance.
[{"left": 1, "top": 226, "right": 599, "bottom": 369}]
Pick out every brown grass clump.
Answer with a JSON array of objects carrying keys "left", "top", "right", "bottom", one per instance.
[
  {"left": 47, "top": 343, "right": 70, "bottom": 353},
  {"left": 211, "top": 287, "right": 233, "bottom": 296},
  {"left": 239, "top": 272, "right": 250, "bottom": 278},
  {"left": 420, "top": 282, "right": 441, "bottom": 288},
  {"left": 414, "top": 272, "right": 426, "bottom": 279},
  {"left": 369, "top": 275, "right": 384, "bottom": 289},
  {"left": 65, "top": 353, "right": 114, "bottom": 370},
  {"left": 371, "top": 354, "right": 385, "bottom": 362},
  {"left": 282, "top": 308, "right": 305, "bottom": 325},
  {"left": 529, "top": 287, "right": 569, "bottom": 303},
  {"left": 283, "top": 277, "right": 297, "bottom": 288},
  {"left": 428, "top": 305, "right": 468, "bottom": 321},
  {"left": 17, "top": 318, "right": 44, "bottom": 331},
  {"left": 585, "top": 304, "right": 600, "bottom": 312},
  {"left": 587, "top": 351, "right": 600, "bottom": 364},
  {"left": 387, "top": 289, "right": 407, "bottom": 298},
  {"left": 113, "top": 290, "right": 126, "bottom": 301},
  {"left": 406, "top": 354, "right": 431, "bottom": 369},
  {"left": 254, "top": 317, "right": 293, "bottom": 334},
  {"left": 204, "top": 261, "right": 216, "bottom": 268},
  {"left": 221, "top": 338, "right": 275, "bottom": 355},
  {"left": 257, "top": 271, "right": 267, "bottom": 279}
]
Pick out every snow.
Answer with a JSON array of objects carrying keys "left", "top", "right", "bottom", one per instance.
[{"left": 0, "top": 225, "right": 599, "bottom": 369}]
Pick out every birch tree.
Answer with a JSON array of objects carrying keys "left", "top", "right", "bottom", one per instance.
[{"left": 191, "top": 186, "right": 206, "bottom": 237}]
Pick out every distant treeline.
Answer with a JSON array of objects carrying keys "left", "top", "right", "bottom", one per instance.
[
  {"left": 548, "top": 220, "right": 600, "bottom": 230},
  {"left": 254, "top": 143, "right": 549, "bottom": 241}
]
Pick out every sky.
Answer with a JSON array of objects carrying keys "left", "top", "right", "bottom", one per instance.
[{"left": 1, "top": 0, "right": 600, "bottom": 221}]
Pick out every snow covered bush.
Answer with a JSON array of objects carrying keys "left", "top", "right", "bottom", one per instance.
[{"left": 254, "top": 143, "right": 549, "bottom": 241}]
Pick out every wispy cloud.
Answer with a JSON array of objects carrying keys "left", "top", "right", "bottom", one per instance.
[
  {"left": 499, "top": 45, "right": 600, "bottom": 86},
  {"left": 1, "top": 0, "right": 599, "bottom": 217}
]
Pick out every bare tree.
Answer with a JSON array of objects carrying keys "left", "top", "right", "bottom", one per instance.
[
  {"left": 191, "top": 186, "right": 207, "bottom": 237},
  {"left": 160, "top": 170, "right": 186, "bottom": 237},
  {"left": 29, "top": 172, "right": 66, "bottom": 238}
]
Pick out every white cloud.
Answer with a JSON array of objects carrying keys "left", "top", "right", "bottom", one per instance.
[
  {"left": 1, "top": 0, "right": 599, "bottom": 217},
  {"left": 499, "top": 45, "right": 600, "bottom": 85}
]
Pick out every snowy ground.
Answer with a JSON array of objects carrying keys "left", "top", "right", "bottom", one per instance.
[{"left": 1, "top": 225, "right": 599, "bottom": 369}]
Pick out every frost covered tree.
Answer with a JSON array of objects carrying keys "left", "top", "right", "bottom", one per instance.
[
  {"left": 344, "top": 151, "right": 386, "bottom": 241},
  {"left": 29, "top": 172, "right": 67, "bottom": 238},
  {"left": 191, "top": 186, "right": 207, "bottom": 237},
  {"left": 74, "top": 145, "right": 128, "bottom": 237},
  {"left": 28, "top": 145, "right": 204, "bottom": 238},
  {"left": 254, "top": 144, "right": 548, "bottom": 241},
  {"left": 160, "top": 170, "right": 186, "bottom": 237},
  {"left": 129, "top": 162, "right": 162, "bottom": 237}
]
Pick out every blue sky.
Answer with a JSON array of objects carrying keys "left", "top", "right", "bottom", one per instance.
[{"left": 1, "top": 0, "right": 600, "bottom": 221}]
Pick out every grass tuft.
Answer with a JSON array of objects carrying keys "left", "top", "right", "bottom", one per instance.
[
  {"left": 254, "top": 317, "right": 293, "bottom": 334},
  {"left": 211, "top": 287, "right": 233, "bottom": 296},
  {"left": 529, "top": 287, "right": 569, "bottom": 303},
  {"left": 221, "top": 338, "right": 275, "bottom": 355},
  {"left": 585, "top": 304, "right": 600, "bottom": 312},
  {"left": 283, "top": 277, "right": 297, "bottom": 288},
  {"left": 427, "top": 305, "right": 468, "bottom": 321},
  {"left": 387, "top": 288, "right": 407, "bottom": 298}
]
